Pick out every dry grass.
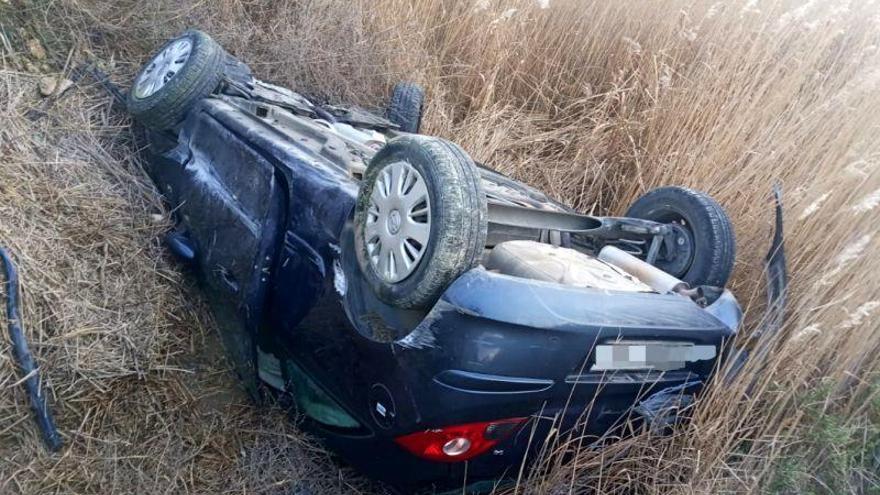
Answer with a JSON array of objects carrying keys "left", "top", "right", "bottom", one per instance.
[
  {"left": 0, "top": 6, "right": 383, "bottom": 494},
  {"left": 1, "top": 0, "right": 879, "bottom": 493}
]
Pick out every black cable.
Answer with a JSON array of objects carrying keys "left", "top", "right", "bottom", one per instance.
[
  {"left": 71, "top": 63, "right": 127, "bottom": 107},
  {"left": 0, "top": 248, "right": 62, "bottom": 452}
]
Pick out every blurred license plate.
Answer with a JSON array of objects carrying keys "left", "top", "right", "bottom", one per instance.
[{"left": 591, "top": 341, "right": 716, "bottom": 371}]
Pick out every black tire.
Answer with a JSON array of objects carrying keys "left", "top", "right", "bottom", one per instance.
[
  {"left": 625, "top": 186, "right": 735, "bottom": 288},
  {"left": 354, "top": 135, "right": 487, "bottom": 309},
  {"left": 127, "top": 30, "right": 225, "bottom": 131},
  {"left": 387, "top": 82, "right": 424, "bottom": 133}
]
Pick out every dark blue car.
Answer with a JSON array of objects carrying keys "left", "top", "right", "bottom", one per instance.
[{"left": 127, "top": 30, "right": 741, "bottom": 492}]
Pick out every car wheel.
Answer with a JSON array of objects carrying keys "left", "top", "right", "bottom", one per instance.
[
  {"left": 127, "top": 30, "right": 226, "bottom": 131},
  {"left": 387, "top": 82, "right": 424, "bottom": 133},
  {"left": 625, "top": 186, "right": 735, "bottom": 288},
  {"left": 354, "top": 135, "right": 487, "bottom": 309}
]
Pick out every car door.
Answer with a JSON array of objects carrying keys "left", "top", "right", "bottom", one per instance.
[{"left": 166, "top": 109, "right": 284, "bottom": 395}]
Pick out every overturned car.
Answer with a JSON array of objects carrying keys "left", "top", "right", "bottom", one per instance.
[{"left": 127, "top": 30, "right": 741, "bottom": 492}]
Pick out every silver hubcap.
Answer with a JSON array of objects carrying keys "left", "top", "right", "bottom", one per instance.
[
  {"left": 133, "top": 39, "right": 192, "bottom": 99},
  {"left": 365, "top": 161, "right": 431, "bottom": 283}
]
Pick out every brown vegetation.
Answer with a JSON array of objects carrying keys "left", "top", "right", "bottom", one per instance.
[{"left": 1, "top": 0, "right": 878, "bottom": 493}]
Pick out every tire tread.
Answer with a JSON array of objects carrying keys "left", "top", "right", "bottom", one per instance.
[
  {"left": 626, "top": 186, "right": 735, "bottom": 287},
  {"left": 354, "top": 135, "right": 486, "bottom": 309},
  {"left": 127, "top": 30, "right": 225, "bottom": 130},
  {"left": 387, "top": 82, "right": 424, "bottom": 133}
]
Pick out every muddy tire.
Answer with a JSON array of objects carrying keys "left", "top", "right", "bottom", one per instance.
[
  {"left": 387, "top": 82, "right": 424, "bottom": 133},
  {"left": 626, "top": 186, "right": 735, "bottom": 288},
  {"left": 354, "top": 135, "right": 487, "bottom": 309},
  {"left": 127, "top": 30, "right": 225, "bottom": 131}
]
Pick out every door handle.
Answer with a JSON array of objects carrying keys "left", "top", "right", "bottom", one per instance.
[{"left": 165, "top": 231, "right": 196, "bottom": 262}]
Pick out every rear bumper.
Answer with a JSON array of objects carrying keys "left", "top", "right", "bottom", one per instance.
[
  {"left": 385, "top": 268, "right": 735, "bottom": 424},
  {"left": 293, "top": 268, "right": 736, "bottom": 489}
]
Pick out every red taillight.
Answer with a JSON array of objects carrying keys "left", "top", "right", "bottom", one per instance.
[{"left": 393, "top": 417, "right": 526, "bottom": 462}]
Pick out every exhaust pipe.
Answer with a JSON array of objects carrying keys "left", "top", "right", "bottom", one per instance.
[{"left": 598, "top": 245, "right": 688, "bottom": 294}]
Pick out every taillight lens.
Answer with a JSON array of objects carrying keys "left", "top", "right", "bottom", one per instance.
[{"left": 394, "top": 417, "right": 526, "bottom": 462}]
